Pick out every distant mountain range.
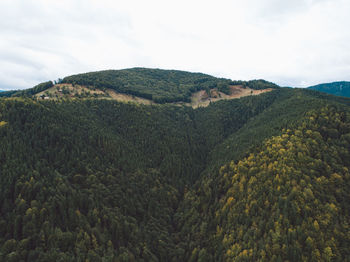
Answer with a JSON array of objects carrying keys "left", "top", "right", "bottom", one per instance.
[{"left": 308, "top": 81, "right": 350, "bottom": 97}]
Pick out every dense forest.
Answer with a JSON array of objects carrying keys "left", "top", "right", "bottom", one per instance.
[
  {"left": 177, "top": 106, "right": 350, "bottom": 261},
  {"left": 0, "top": 69, "right": 350, "bottom": 261}
]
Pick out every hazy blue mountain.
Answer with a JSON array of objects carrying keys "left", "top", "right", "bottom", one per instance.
[{"left": 308, "top": 81, "right": 350, "bottom": 97}]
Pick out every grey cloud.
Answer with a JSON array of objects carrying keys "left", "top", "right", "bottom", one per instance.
[
  {"left": 251, "top": 0, "right": 331, "bottom": 19},
  {"left": 0, "top": 0, "right": 349, "bottom": 90}
]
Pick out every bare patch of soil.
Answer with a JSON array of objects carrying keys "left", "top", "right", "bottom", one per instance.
[
  {"left": 34, "top": 83, "right": 273, "bottom": 108},
  {"left": 35, "top": 84, "right": 106, "bottom": 100},
  {"left": 105, "top": 89, "right": 153, "bottom": 105},
  {"left": 190, "top": 85, "right": 274, "bottom": 108}
]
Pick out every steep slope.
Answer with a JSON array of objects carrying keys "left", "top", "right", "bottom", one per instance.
[
  {"left": 207, "top": 88, "right": 350, "bottom": 171},
  {"left": 308, "top": 81, "right": 350, "bottom": 97},
  {"left": 176, "top": 106, "right": 350, "bottom": 261}
]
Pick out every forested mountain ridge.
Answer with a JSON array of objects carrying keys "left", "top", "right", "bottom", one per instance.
[
  {"left": 0, "top": 69, "right": 350, "bottom": 261},
  {"left": 60, "top": 68, "right": 278, "bottom": 103},
  {"left": 0, "top": 68, "right": 278, "bottom": 106},
  {"left": 308, "top": 81, "right": 350, "bottom": 98}
]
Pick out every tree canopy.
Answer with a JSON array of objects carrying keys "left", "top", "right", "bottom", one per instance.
[{"left": 0, "top": 73, "right": 349, "bottom": 261}]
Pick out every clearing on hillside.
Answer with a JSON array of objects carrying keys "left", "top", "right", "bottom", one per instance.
[
  {"left": 189, "top": 85, "right": 273, "bottom": 108},
  {"left": 34, "top": 83, "right": 273, "bottom": 108},
  {"left": 34, "top": 84, "right": 154, "bottom": 105}
]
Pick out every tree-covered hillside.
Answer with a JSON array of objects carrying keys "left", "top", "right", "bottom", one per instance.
[
  {"left": 0, "top": 72, "right": 350, "bottom": 261},
  {"left": 177, "top": 106, "right": 350, "bottom": 261},
  {"left": 308, "top": 81, "right": 350, "bottom": 98},
  {"left": 62, "top": 68, "right": 222, "bottom": 103},
  {"left": 61, "top": 68, "right": 279, "bottom": 103},
  {"left": 3, "top": 68, "right": 278, "bottom": 104},
  {"left": 0, "top": 92, "right": 284, "bottom": 261}
]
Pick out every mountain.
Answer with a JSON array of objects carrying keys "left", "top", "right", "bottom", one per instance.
[
  {"left": 0, "top": 90, "right": 17, "bottom": 97},
  {"left": 7, "top": 68, "right": 278, "bottom": 106},
  {"left": 308, "top": 81, "right": 350, "bottom": 97},
  {"left": 0, "top": 68, "right": 349, "bottom": 261},
  {"left": 60, "top": 68, "right": 278, "bottom": 103}
]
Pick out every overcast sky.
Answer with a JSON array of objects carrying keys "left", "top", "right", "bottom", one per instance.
[{"left": 1, "top": 0, "right": 349, "bottom": 90}]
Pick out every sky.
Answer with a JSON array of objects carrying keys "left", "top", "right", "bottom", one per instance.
[{"left": 0, "top": 0, "right": 349, "bottom": 90}]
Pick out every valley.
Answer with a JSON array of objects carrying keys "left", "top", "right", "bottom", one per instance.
[{"left": 0, "top": 68, "right": 349, "bottom": 261}]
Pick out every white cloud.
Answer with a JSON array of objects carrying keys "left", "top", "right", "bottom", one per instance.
[{"left": 0, "top": 0, "right": 349, "bottom": 90}]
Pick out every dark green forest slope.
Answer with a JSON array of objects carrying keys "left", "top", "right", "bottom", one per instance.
[
  {"left": 177, "top": 106, "right": 350, "bottom": 261},
  {"left": 308, "top": 81, "right": 350, "bottom": 98},
  {"left": 0, "top": 93, "right": 281, "bottom": 261},
  {"left": 0, "top": 69, "right": 350, "bottom": 261}
]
